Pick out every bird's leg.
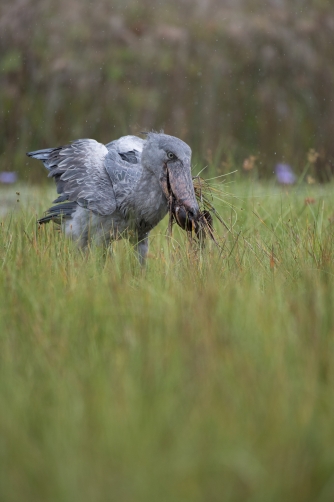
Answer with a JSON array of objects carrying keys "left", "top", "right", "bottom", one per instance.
[{"left": 136, "top": 233, "right": 149, "bottom": 266}]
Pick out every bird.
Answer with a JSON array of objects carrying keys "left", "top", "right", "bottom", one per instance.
[{"left": 27, "top": 132, "right": 200, "bottom": 264}]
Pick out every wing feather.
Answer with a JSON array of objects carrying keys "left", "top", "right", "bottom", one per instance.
[
  {"left": 28, "top": 139, "right": 116, "bottom": 216},
  {"left": 28, "top": 137, "right": 143, "bottom": 217},
  {"left": 50, "top": 140, "right": 116, "bottom": 215},
  {"left": 105, "top": 149, "right": 142, "bottom": 213}
]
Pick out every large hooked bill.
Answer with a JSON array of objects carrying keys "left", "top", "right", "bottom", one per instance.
[{"left": 160, "top": 162, "right": 222, "bottom": 245}]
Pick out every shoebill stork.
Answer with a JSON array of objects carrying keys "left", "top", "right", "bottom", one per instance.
[{"left": 27, "top": 133, "right": 199, "bottom": 264}]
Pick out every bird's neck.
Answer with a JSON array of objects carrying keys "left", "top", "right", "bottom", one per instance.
[{"left": 129, "top": 167, "right": 168, "bottom": 230}]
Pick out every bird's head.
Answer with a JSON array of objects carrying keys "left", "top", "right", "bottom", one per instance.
[{"left": 141, "top": 133, "right": 199, "bottom": 226}]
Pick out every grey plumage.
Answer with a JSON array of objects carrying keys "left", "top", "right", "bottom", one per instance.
[
  {"left": 37, "top": 202, "right": 77, "bottom": 225},
  {"left": 27, "top": 133, "right": 199, "bottom": 263}
]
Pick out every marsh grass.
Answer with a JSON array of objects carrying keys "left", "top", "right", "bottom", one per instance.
[{"left": 1, "top": 181, "right": 334, "bottom": 502}]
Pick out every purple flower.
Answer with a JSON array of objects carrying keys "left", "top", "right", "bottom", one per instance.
[
  {"left": 275, "top": 164, "right": 296, "bottom": 185},
  {"left": 0, "top": 172, "right": 17, "bottom": 184}
]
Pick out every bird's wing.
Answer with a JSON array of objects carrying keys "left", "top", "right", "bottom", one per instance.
[
  {"left": 104, "top": 135, "right": 144, "bottom": 209},
  {"left": 106, "top": 135, "right": 145, "bottom": 154},
  {"left": 28, "top": 139, "right": 116, "bottom": 216},
  {"left": 105, "top": 135, "right": 144, "bottom": 164},
  {"left": 27, "top": 138, "right": 143, "bottom": 216},
  {"left": 104, "top": 149, "right": 142, "bottom": 210}
]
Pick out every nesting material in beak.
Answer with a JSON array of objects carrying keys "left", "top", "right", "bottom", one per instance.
[
  {"left": 160, "top": 162, "right": 221, "bottom": 246},
  {"left": 171, "top": 196, "right": 214, "bottom": 242}
]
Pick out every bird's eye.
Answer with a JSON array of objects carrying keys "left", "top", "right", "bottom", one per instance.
[{"left": 167, "top": 152, "right": 176, "bottom": 160}]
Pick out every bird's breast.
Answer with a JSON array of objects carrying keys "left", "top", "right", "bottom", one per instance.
[{"left": 130, "top": 189, "right": 168, "bottom": 233}]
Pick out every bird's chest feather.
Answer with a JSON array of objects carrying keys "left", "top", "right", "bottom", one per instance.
[{"left": 128, "top": 188, "right": 168, "bottom": 234}]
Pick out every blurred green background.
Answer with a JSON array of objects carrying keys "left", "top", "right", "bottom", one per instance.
[{"left": 1, "top": 0, "right": 334, "bottom": 181}]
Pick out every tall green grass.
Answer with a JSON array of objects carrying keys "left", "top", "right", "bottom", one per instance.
[{"left": 1, "top": 181, "right": 334, "bottom": 502}]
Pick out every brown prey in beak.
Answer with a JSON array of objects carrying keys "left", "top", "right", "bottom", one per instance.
[{"left": 160, "top": 160, "right": 215, "bottom": 242}]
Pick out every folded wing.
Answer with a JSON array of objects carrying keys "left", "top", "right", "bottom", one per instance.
[{"left": 105, "top": 135, "right": 144, "bottom": 165}]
